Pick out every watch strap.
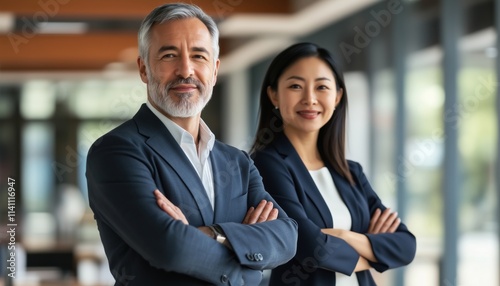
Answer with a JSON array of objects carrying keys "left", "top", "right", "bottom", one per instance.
[
  {"left": 208, "top": 225, "right": 226, "bottom": 243},
  {"left": 207, "top": 225, "right": 219, "bottom": 239}
]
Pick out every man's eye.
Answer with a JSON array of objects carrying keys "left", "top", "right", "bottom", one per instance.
[
  {"left": 162, "top": 54, "right": 175, "bottom": 59},
  {"left": 193, "top": 55, "right": 207, "bottom": 60}
]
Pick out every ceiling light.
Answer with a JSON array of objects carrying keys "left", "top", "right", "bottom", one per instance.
[
  {"left": 37, "top": 22, "right": 88, "bottom": 34},
  {"left": 0, "top": 13, "right": 15, "bottom": 33}
]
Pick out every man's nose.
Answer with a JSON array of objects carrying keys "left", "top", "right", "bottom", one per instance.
[{"left": 175, "top": 56, "right": 194, "bottom": 79}]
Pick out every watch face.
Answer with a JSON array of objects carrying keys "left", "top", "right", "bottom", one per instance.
[
  {"left": 209, "top": 225, "right": 227, "bottom": 244},
  {"left": 216, "top": 235, "right": 226, "bottom": 244}
]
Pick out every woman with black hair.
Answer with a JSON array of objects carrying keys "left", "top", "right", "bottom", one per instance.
[{"left": 251, "top": 42, "right": 416, "bottom": 286}]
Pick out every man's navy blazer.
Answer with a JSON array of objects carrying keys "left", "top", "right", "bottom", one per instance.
[
  {"left": 252, "top": 134, "right": 416, "bottom": 286},
  {"left": 86, "top": 105, "right": 298, "bottom": 285}
]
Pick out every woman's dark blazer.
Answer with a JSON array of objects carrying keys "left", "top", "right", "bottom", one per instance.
[{"left": 252, "top": 134, "right": 416, "bottom": 286}]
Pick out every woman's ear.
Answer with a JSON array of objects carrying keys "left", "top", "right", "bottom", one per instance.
[
  {"left": 335, "top": 88, "right": 344, "bottom": 106},
  {"left": 267, "top": 86, "right": 279, "bottom": 108}
]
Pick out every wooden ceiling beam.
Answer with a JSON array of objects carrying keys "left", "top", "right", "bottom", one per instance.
[
  {"left": 0, "top": 34, "right": 237, "bottom": 71},
  {"left": 0, "top": 33, "right": 139, "bottom": 71},
  {"left": 0, "top": 0, "right": 295, "bottom": 71},
  {"left": 0, "top": 0, "right": 293, "bottom": 19}
]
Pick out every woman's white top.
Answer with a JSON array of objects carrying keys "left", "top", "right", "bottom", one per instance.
[{"left": 309, "top": 167, "right": 360, "bottom": 286}]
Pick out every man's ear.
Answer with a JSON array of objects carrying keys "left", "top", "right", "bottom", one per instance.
[
  {"left": 137, "top": 56, "right": 148, "bottom": 84},
  {"left": 267, "top": 86, "right": 278, "bottom": 108},
  {"left": 212, "top": 59, "right": 220, "bottom": 86}
]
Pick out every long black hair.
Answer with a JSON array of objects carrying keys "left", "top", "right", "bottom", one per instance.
[{"left": 250, "top": 42, "right": 354, "bottom": 185}]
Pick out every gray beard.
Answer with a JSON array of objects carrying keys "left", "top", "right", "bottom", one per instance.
[{"left": 147, "top": 75, "right": 212, "bottom": 118}]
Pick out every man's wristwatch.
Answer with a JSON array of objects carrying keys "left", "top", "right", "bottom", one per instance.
[{"left": 208, "top": 225, "right": 226, "bottom": 244}]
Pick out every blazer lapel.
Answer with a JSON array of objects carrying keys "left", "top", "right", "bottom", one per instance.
[
  {"left": 134, "top": 104, "right": 214, "bottom": 225},
  {"left": 273, "top": 134, "right": 333, "bottom": 228},
  {"left": 210, "top": 145, "right": 231, "bottom": 223}
]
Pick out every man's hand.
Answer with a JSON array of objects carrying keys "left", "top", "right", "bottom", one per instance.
[
  {"left": 242, "top": 200, "right": 279, "bottom": 224},
  {"left": 368, "top": 208, "right": 400, "bottom": 234},
  {"left": 154, "top": 189, "right": 189, "bottom": 225},
  {"left": 320, "top": 228, "right": 343, "bottom": 237}
]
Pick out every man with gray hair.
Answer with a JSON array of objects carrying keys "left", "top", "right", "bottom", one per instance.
[{"left": 86, "top": 3, "right": 298, "bottom": 285}]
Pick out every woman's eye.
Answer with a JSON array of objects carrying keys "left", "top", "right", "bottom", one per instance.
[{"left": 289, "top": 84, "right": 301, "bottom": 89}]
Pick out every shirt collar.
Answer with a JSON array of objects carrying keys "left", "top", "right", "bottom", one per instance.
[
  {"left": 146, "top": 101, "right": 215, "bottom": 151},
  {"left": 199, "top": 118, "right": 215, "bottom": 151}
]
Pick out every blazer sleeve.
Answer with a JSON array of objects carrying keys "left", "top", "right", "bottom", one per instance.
[
  {"left": 217, "top": 152, "right": 298, "bottom": 270},
  {"left": 86, "top": 134, "right": 257, "bottom": 285},
  {"left": 253, "top": 151, "right": 360, "bottom": 275},
  {"left": 349, "top": 161, "right": 417, "bottom": 272}
]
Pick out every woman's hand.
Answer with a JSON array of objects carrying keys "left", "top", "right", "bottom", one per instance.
[
  {"left": 319, "top": 208, "right": 400, "bottom": 265},
  {"left": 368, "top": 208, "right": 400, "bottom": 234}
]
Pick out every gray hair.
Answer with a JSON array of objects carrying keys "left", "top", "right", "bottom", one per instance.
[{"left": 138, "top": 3, "right": 220, "bottom": 65}]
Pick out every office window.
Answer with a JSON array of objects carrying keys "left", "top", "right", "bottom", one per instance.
[
  {"left": 457, "top": 27, "right": 498, "bottom": 285},
  {"left": 21, "top": 81, "right": 56, "bottom": 119},
  {"left": 22, "top": 123, "right": 55, "bottom": 212}
]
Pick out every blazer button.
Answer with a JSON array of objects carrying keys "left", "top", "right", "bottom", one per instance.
[
  {"left": 246, "top": 253, "right": 255, "bottom": 261},
  {"left": 220, "top": 274, "right": 228, "bottom": 283},
  {"left": 254, "top": 253, "right": 263, "bottom": 261}
]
